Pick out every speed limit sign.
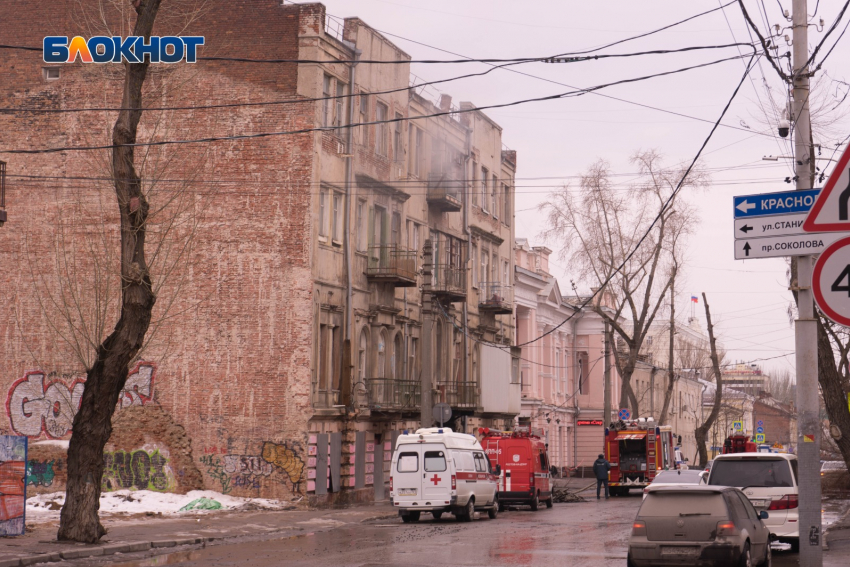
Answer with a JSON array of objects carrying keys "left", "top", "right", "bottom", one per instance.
[{"left": 814, "top": 235, "right": 850, "bottom": 327}]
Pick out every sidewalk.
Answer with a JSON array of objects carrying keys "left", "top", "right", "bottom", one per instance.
[
  {"left": 0, "top": 502, "right": 397, "bottom": 567},
  {"left": 824, "top": 498, "right": 850, "bottom": 567}
]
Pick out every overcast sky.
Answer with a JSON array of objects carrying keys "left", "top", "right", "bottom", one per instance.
[{"left": 314, "top": 0, "right": 850, "bottom": 380}]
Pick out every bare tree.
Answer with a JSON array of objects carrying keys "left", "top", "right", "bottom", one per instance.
[
  {"left": 541, "top": 150, "right": 704, "bottom": 416},
  {"left": 694, "top": 293, "right": 724, "bottom": 468},
  {"left": 57, "top": 0, "right": 165, "bottom": 543}
]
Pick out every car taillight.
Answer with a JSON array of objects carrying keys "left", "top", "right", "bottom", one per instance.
[
  {"left": 389, "top": 476, "right": 393, "bottom": 491},
  {"left": 451, "top": 475, "right": 456, "bottom": 490},
  {"left": 716, "top": 521, "right": 738, "bottom": 537},
  {"left": 768, "top": 495, "right": 798, "bottom": 510},
  {"left": 631, "top": 521, "right": 646, "bottom": 536}
]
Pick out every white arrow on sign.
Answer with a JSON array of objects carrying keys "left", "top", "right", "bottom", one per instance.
[
  {"left": 735, "top": 232, "right": 845, "bottom": 260},
  {"left": 736, "top": 200, "right": 756, "bottom": 214},
  {"left": 814, "top": 235, "right": 850, "bottom": 327}
]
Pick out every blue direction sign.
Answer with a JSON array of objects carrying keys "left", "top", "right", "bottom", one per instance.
[
  {"left": 734, "top": 188, "right": 820, "bottom": 218},
  {"left": 618, "top": 408, "right": 631, "bottom": 420}
]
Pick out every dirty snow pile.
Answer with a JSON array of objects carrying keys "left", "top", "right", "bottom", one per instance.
[{"left": 27, "top": 490, "right": 294, "bottom": 521}]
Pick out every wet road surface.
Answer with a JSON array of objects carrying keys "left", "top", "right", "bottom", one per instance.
[{"left": 68, "top": 492, "right": 817, "bottom": 567}]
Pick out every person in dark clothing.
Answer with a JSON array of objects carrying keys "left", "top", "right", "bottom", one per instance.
[{"left": 592, "top": 454, "right": 611, "bottom": 499}]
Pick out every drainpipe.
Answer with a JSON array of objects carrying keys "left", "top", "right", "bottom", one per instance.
[
  {"left": 572, "top": 306, "right": 584, "bottom": 471},
  {"left": 343, "top": 43, "right": 361, "bottom": 408}
]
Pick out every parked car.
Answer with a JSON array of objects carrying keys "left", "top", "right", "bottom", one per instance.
[
  {"left": 642, "top": 469, "right": 706, "bottom": 499},
  {"left": 704, "top": 459, "right": 714, "bottom": 473},
  {"left": 673, "top": 448, "right": 689, "bottom": 470},
  {"left": 821, "top": 460, "right": 847, "bottom": 476},
  {"left": 707, "top": 452, "right": 798, "bottom": 551},
  {"left": 628, "top": 485, "right": 772, "bottom": 567},
  {"left": 389, "top": 428, "right": 499, "bottom": 523}
]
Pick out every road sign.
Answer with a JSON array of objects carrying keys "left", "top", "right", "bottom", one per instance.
[
  {"left": 618, "top": 408, "right": 631, "bottom": 420},
  {"left": 734, "top": 188, "right": 820, "bottom": 219},
  {"left": 433, "top": 403, "right": 452, "bottom": 427},
  {"left": 803, "top": 142, "right": 850, "bottom": 232},
  {"left": 757, "top": 420, "right": 764, "bottom": 427},
  {"left": 755, "top": 434, "right": 766, "bottom": 443},
  {"left": 735, "top": 232, "right": 844, "bottom": 260},
  {"left": 735, "top": 213, "right": 811, "bottom": 239},
  {"left": 732, "top": 421, "right": 743, "bottom": 431},
  {"left": 756, "top": 426, "right": 764, "bottom": 434},
  {"left": 813, "top": 235, "right": 850, "bottom": 327}
]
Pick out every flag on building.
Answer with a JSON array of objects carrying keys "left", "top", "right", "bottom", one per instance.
[{"left": 691, "top": 295, "right": 698, "bottom": 303}]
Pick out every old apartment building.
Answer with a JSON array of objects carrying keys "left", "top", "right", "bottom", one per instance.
[{"left": 0, "top": 1, "right": 516, "bottom": 505}]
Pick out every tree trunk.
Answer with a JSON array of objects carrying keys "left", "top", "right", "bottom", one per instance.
[
  {"left": 58, "top": 0, "right": 162, "bottom": 543},
  {"left": 659, "top": 280, "right": 676, "bottom": 424},
  {"left": 817, "top": 317, "right": 850, "bottom": 472},
  {"left": 694, "top": 293, "right": 723, "bottom": 468},
  {"left": 618, "top": 357, "right": 639, "bottom": 418}
]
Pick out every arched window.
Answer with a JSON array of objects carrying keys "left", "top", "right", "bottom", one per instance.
[
  {"left": 393, "top": 333, "right": 403, "bottom": 379},
  {"left": 435, "top": 320, "right": 444, "bottom": 382},
  {"left": 358, "top": 328, "right": 369, "bottom": 382},
  {"left": 378, "top": 329, "right": 388, "bottom": 378}
]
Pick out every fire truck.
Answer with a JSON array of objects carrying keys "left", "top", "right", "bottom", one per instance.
[
  {"left": 722, "top": 433, "right": 758, "bottom": 454},
  {"left": 479, "top": 427, "right": 553, "bottom": 510},
  {"left": 604, "top": 418, "right": 677, "bottom": 496}
]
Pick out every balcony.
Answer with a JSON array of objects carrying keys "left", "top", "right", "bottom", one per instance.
[
  {"left": 436, "top": 381, "right": 479, "bottom": 409},
  {"left": 366, "top": 244, "right": 418, "bottom": 287},
  {"left": 432, "top": 265, "right": 467, "bottom": 302},
  {"left": 426, "top": 173, "right": 462, "bottom": 212},
  {"left": 364, "top": 378, "right": 420, "bottom": 412},
  {"left": 478, "top": 282, "right": 512, "bottom": 315},
  {"left": 312, "top": 384, "right": 341, "bottom": 410}
]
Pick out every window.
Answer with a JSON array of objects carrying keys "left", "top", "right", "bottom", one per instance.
[
  {"left": 479, "top": 247, "right": 487, "bottom": 287},
  {"left": 334, "top": 81, "right": 346, "bottom": 130},
  {"left": 407, "top": 220, "right": 420, "bottom": 253},
  {"left": 393, "top": 113, "right": 403, "bottom": 162},
  {"left": 377, "top": 329, "right": 388, "bottom": 378},
  {"left": 491, "top": 256, "right": 498, "bottom": 287},
  {"left": 332, "top": 192, "right": 342, "bottom": 242},
  {"left": 471, "top": 161, "right": 478, "bottom": 206},
  {"left": 424, "top": 451, "right": 447, "bottom": 472},
  {"left": 356, "top": 200, "right": 367, "bottom": 252},
  {"left": 319, "top": 324, "right": 330, "bottom": 389},
  {"left": 322, "top": 75, "right": 332, "bottom": 127},
  {"left": 708, "top": 458, "right": 794, "bottom": 488},
  {"left": 474, "top": 452, "right": 488, "bottom": 473},
  {"left": 503, "top": 260, "right": 509, "bottom": 286},
  {"left": 359, "top": 91, "right": 369, "bottom": 144},
  {"left": 457, "top": 452, "right": 474, "bottom": 472},
  {"left": 491, "top": 174, "right": 498, "bottom": 217},
  {"left": 503, "top": 183, "right": 511, "bottom": 226},
  {"left": 331, "top": 326, "right": 341, "bottom": 390},
  {"left": 471, "top": 244, "right": 478, "bottom": 287},
  {"left": 358, "top": 328, "right": 369, "bottom": 382},
  {"left": 578, "top": 351, "right": 589, "bottom": 395},
  {"left": 409, "top": 126, "right": 422, "bottom": 176},
  {"left": 376, "top": 102, "right": 388, "bottom": 156},
  {"left": 408, "top": 337, "right": 418, "bottom": 381},
  {"left": 43, "top": 67, "right": 60, "bottom": 81},
  {"left": 391, "top": 212, "right": 401, "bottom": 246},
  {"left": 397, "top": 452, "right": 419, "bottom": 473},
  {"left": 371, "top": 205, "right": 388, "bottom": 247},
  {"left": 318, "top": 189, "right": 328, "bottom": 238},
  {"left": 646, "top": 336, "right": 653, "bottom": 347},
  {"left": 481, "top": 167, "right": 489, "bottom": 212}
]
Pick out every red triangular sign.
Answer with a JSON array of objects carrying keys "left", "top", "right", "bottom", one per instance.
[{"left": 804, "top": 141, "right": 850, "bottom": 232}]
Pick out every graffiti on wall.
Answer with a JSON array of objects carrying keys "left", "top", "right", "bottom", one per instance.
[
  {"left": 6, "top": 362, "right": 157, "bottom": 438},
  {"left": 262, "top": 441, "right": 305, "bottom": 490},
  {"left": 199, "top": 455, "right": 232, "bottom": 494},
  {"left": 102, "top": 449, "right": 171, "bottom": 492},
  {"left": 26, "top": 460, "right": 56, "bottom": 487},
  {"left": 0, "top": 436, "right": 27, "bottom": 536}
]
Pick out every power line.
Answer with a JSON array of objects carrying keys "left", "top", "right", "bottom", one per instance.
[{"left": 0, "top": 52, "right": 756, "bottom": 155}]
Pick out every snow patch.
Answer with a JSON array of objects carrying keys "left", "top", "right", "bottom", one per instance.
[{"left": 30, "top": 440, "right": 70, "bottom": 449}]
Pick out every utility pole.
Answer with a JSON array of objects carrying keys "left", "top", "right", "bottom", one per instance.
[
  {"left": 603, "top": 320, "right": 611, "bottom": 433},
  {"left": 792, "top": 0, "right": 822, "bottom": 563},
  {"left": 421, "top": 239, "right": 434, "bottom": 429}
]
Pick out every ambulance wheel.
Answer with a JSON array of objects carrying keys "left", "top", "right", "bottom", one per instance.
[
  {"left": 545, "top": 497, "right": 553, "bottom": 509},
  {"left": 400, "top": 511, "right": 420, "bottom": 523},
  {"left": 488, "top": 497, "right": 499, "bottom": 519},
  {"left": 530, "top": 493, "right": 539, "bottom": 511},
  {"left": 460, "top": 498, "right": 475, "bottom": 522},
  {"left": 432, "top": 511, "right": 443, "bottom": 520}
]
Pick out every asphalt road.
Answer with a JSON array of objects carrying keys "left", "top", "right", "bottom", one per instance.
[{"left": 88, "top": 493, "right": 808, "bottom": 567}]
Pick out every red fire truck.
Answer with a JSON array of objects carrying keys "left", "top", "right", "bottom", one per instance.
[
  {"left": 722, "top": 434, "right": 757, "bottom": 454},
  {"left": 480, "top": 427, "right": 553, "bottom": 511},
  {"left": 604, "top": 418, "right": 677, "bottom": 496}
]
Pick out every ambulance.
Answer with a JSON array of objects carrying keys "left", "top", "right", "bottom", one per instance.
[
  {"left": 480, "top": 427, "right": 553, "bottom": 510},
  {"left": 389, "top": 428, "right": 500, "bottom": 523}
]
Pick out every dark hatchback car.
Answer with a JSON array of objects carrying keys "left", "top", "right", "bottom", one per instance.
[{"left": 628, "top": 485, "right": 771, "bottom": 567}]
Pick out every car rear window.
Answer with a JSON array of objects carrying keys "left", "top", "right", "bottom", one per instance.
[
  {"left": 424, "top": 451, "right": 447, "bottom": 472},
  {"left": 639, "top": 493, "right": 728, "bottom": 517},
  {"left": 710, "top": 458, "right": 794, "bottom": 488},
  {"left": 653, "top": 471, "right": 703, "bottom": 484},
  {"left": 397, "top": 452, "right": 419, "bottom": 472}
]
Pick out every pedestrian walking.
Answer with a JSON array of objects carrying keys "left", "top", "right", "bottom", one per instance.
[{"left": 592, "top": 453, "right": 611, "bottom": 500}]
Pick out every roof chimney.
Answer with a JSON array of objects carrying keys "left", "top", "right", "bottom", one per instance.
[{"left": 439, "top": 94, "right": 452, "bottom": 111}]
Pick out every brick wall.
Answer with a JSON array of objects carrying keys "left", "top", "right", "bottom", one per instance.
[{"left": 0, "top": 0, "right": 321, "bottom": 499}]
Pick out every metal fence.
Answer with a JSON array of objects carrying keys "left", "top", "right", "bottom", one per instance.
[
  {"left": 478, "top": 282, "right": 512, "bottom": 311},
  {"left": 436, "top": 381, "right": 478, "bottom": 409},
  {"left": 366, "top": 244, "right": 418, "bottom": 281},
  {"left": 365, "top": 378, "right": 420, "bottom": 411}
]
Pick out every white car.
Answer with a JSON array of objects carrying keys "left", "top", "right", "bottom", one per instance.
[
  {"left": 389, "top": 428, "right": 499, "bottom": 522},
  {"left": 642, "top": 469, "right": 706, "bottom": 499},
  {"left": 707, "top": 452, "right": 799, "bottom": 551}
]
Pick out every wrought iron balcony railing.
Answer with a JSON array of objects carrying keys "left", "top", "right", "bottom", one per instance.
[
  {"left": 436, "top": 381, "right": 478, "bottom": 409},
  {"left": 364, "top": 378, "right": 421, "bottom": 412},
  {"left": 478, "top": 282, "right": 512, "bottom": 314},
  {"left": 366, "top": 244, "right": 418, "bottom": 287},
  {"left": 426, "top": 173, "right": 462, "bottom": 212},
  {"left": 432, "top": 265, "right": 467, "bottom": 302}
]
